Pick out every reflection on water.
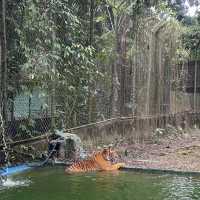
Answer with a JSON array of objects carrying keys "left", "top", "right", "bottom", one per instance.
[
  {"left": 161, "top": 176, "right": 200, "bottom": 200},
  {"left": 1, "top": 167, "right": 200, "bottom": 200}
]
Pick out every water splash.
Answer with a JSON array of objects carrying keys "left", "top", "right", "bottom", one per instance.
[{"left": 0, "top": 177, "right": 31, "bottom": 190}]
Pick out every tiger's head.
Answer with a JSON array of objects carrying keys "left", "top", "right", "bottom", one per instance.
[{"left": 101, "top": 147, "right": 119, "bottom": 163}]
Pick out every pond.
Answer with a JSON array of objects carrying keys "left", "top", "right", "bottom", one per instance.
[{"left": 1, "top": 167, "right": 200, "bottom": 200}]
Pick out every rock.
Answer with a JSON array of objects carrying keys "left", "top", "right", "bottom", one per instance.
[
  {"left": 165, "top": 124, "right": 178, "bottom": 135},
  {"left": 54, "top": 130, "right": 86, "bottom": 160}
]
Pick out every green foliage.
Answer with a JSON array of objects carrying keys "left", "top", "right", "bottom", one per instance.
[
  {"left": 6, "top": 1, "right": 26, "bottom": 96},
  {"left": 183, "top": 25, "right": 200, "bottom": 59},
  {"left": 19, "top": 0, "right": 85, "bottom": 78},
  {"left": 4, "top": 0, "right": 102, "bottom": 127},
  {"left": 5, "top": 0, "right": 196, "bottom": 128},
  {"left": 17, "top": 118, "right": 37, "bottom": 139},
  {"left": 165, "top": 1, "right": 200, "bottom": 59}
]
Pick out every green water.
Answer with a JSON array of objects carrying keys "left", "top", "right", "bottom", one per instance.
[{"left": 1, "top": 167, "right": 200, "bottom": 200}]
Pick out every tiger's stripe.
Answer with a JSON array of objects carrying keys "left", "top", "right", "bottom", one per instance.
[{"left": 65, "top": 149, "right": 125, "bottom": 173}]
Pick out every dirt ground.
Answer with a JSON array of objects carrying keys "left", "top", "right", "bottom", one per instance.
[{"left": 117, "top": 129, "right": 200, "bottom": 172}]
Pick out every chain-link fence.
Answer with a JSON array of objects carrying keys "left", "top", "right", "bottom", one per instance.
[
  {"left": 2, "top": 60, "right": 200, "bottom": 142},
  {"left": 1, "top": 17, "right": 200, "bottom": 140},
  {"left": 1, "top": 14, "right": 200, "bottom": 167}
]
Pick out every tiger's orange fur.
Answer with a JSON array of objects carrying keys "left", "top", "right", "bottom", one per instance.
[{"left": 65, "top": 148, "right": 125, "bottom": 173}]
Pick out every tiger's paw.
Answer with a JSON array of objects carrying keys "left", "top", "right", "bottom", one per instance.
[{"left": 116, "top": 162, "right": 126, "bottom": 169}]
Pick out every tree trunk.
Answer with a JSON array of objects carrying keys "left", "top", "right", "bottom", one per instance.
[
  {"left": 88, "top": 0, "right": 96, "bottom": 122},
  {"left": 116, "top": 31, "right": 123, "bottom": 116},
  {"left": 10, "top": 93, "right": 15, "bottom": 122},
  {"left": 119, "top": 17, "right": 129, "bottom": 116},
  {"left": 89, "top": 0, "right": 94, "bottom": 45},
  {"left": 119, "top": 35, "right": 126, "bottom": 116},
  {"left": 111, "top": 62, "right": 120, "bottom": 117},
  {"left": 0, "top": 26, "right": 1, "bottom": 123},
  {"left": 0, "top": 0, "right": 7, "bottom": 123}
]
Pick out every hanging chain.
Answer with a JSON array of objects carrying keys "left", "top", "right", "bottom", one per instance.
[
  {"left": 0, "top": 107, "right": 9, "bottom": 166},
  {"left": 0, "top": 106, "right": 9, "bottom": 182}
]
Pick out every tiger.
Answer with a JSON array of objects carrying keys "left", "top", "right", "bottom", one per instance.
[{"left": 65, "top": 147, "right": 125, "bottom": 173}]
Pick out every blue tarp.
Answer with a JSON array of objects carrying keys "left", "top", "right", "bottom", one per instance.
[{"left": 0, "top": 164, "right": 32, "bottom": 176}]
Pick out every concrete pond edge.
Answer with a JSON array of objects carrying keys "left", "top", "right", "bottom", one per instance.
[{"left": 121, "top": 166, "right": 200, "bottom": 176}]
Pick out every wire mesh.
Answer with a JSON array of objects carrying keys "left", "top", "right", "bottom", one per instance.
[
  {"left": 1, "top": 60, "right": 199, "bottom": 142},
  {"left": 0, "top": 13, "right": 200, "bottom": 166}
]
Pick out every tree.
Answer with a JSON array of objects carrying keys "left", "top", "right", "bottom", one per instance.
[
  {"left": 0, "top": 0, "right": 8, "bottom": 122},
  {"left": 17, "top": 0, "right": 100, "bottom": 127},
  {"left": 94, "top": 0, "right": 160, "bottom": 117},
  {"left": 183, "top": 24, "right": 200, "bottom": 59},
  {"left": 168, "top": 0, "right": 200, "bottom": 24}
]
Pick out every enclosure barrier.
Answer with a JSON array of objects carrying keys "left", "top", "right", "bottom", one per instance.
[
  {"left": 1, "top": 110, "right": 199, "bottom": 147},
  {"left": 0, "top": 110, "right": 200, "bottom": 167}
]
